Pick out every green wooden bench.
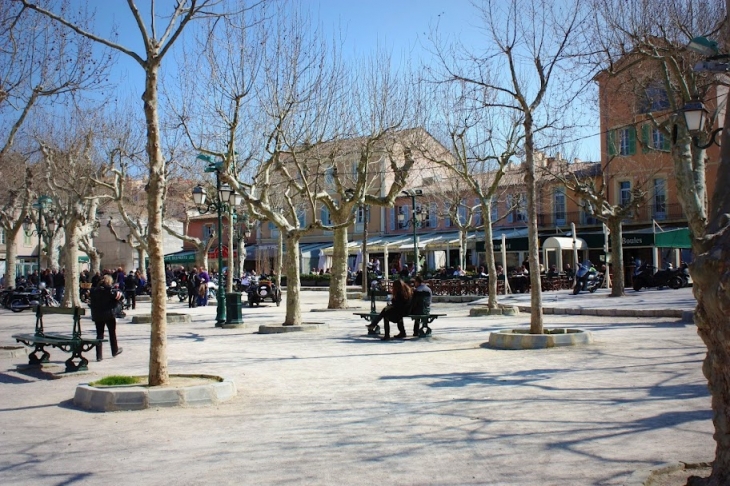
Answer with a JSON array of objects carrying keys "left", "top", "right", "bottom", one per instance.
[{"left": 13, "top": 305, "right": 106, "bottom": 372}]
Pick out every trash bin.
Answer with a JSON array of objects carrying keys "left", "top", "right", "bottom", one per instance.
[{"left": 225, "top": 292, "right": 243, "bottom": 325}]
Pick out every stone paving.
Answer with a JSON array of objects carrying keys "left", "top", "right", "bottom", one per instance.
[{"left": 0, "top": 286, "right": 713, "bottom": 485}]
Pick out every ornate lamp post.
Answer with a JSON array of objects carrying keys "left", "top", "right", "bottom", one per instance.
[
  {"left": 23, "top": 195, "right": 57, "bottom": 276},
  {"left": 192, "top": 154, "right": 238, "bottom": 327},
  {"left": 398, "top": 189, "right": 425, "bottom": 274}
]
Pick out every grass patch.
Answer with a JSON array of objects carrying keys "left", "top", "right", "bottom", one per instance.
[{"left": 90, "top": 375, "right": 142, "bottom": 387}]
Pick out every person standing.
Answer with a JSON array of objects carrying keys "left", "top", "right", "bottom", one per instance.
[
  {"left": 89, "top": 275, "right": 123, "bottom": 361},
  {"left": 124, "top": 271, "right": 138, "bottom": 310},
  {"left": 187, "top": 268, "right": 200, "bottom": 308},
  {"left": 53, "top": 269, "right": 65, "bottom": 303},
  {"left": 198, "top": 267, "right": 210, "bottom": 306}
]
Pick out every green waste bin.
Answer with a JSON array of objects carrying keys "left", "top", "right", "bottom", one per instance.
[{"left": 225, "top": 292, "right": 243, "bottom": 325}]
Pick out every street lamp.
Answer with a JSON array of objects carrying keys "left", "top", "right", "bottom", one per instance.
[
  {"left": 192, "top": 154, "right": 239, "bottom": 327},
  {"left": 398, "top": 189, "right": 425, "bottom": 274},
  {"left": 23, "top": 195, "right": 57, "bottom": 276},
  {"left": 682, "top": 99, "right": 723, "bottom": 149}
]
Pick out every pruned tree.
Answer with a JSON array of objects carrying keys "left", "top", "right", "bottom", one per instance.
[
  {"left": 590, "top": 0, "right": 730, "bottom": 482},
  {"left": 421, "top": 79, "right": 523, "bottom": 307},
  {"left": 19, "top": 0, "right": 230, "bottom": 385},
  {"left": 541, "top": 157, "right": 647, "bottom": 296},
  {"left": 431, "top": 0, "right": 590, "bottom": 333}
]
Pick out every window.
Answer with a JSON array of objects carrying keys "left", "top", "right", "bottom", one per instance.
[
  {"left": 297, "top": 208, "right": 306, "bottom": 227},
  {"left": 429, "top": 203, "right": 438, "bottom": 228},
  {"left": 580, "top": 199, "right": 599, "bottom": 225},
  {"left": 389, "top": 207, "right": 395, "bottom": 231},
  {"left": 417, "top": 204, "right": 432, "bottom": 228},
  {"left": 325, "top": 167, "right": 335, "bottom": 185},
  {"left": 320, "top": 206, "right": 332, "bottom": 225},
  {"left": 554, "top": 188, "right": 566, "bottom": 226},
  {"left": 0, "top": 228, "right": 5, "bottom": 245},
  {"left": 639, "top": 83, "right": 670, "bottom": 114},
  {"left": 619, "top": 181, "right": 632, "bottom": 207},
  {"left": 203, "top": 224, "right": 215, "bottom": 240},
  {"left": 457, "top": 199, "right": 467, "bottom": 225},
  {"left": 653, "top": 178, "right": 667, "bottom": 220},
  {"left": 398, "top": 205, "right": 410, "bottom": 229},
  {"left": 641, "top": 124, "right": 670, "bottom": 152},
  {"left": 356, "top": 206, "right": 366, "bottom": 224},
  {"left": 444, "top": 203, "right": 452, "bottom": 227},
  {"left": 608, "top": 127, "right": 637, "bottom": 156},
  {"left": 490, "top": 196, "right": 498, "bottom": 223},
  {"left": 507, "top": 193, "right": 527, "bottom": 223},
  {"left": 473, "top": 198, "right": 482, "bottom": 226}
]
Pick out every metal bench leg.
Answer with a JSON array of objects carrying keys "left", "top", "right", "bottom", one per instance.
[
  {"left": 65, "top": 343, "right": 89, "bottom": 372},
  {"left": 28, "top": 345, "right": 50, "bottom": 365}
]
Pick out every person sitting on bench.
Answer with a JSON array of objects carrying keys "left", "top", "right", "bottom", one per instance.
[
  {"left": 368, "top": 279, "right": 412, "bottom": 341},
  {"left": 411, "top": 275, "right": 432, "bottom": 336}
]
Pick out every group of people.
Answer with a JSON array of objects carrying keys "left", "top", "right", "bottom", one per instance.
[
  {"left": 367, "top": 275, "right": 432, "bottom": 341},
  {"left": 184, "top": 266, "right": 211, "bottom": 308}
]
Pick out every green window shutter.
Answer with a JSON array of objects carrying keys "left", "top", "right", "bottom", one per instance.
[
  {"left": 641, "top": 124, "right": 650, "bottom": 153},
  {"left": 607, "top": 129, "right": 616, "bottom": 156},
  {"left": 662, "top": 130, "right": 671, "bottom": 151},
  {"left": 628, "top": 126, "right": 637, "bottom": 155}
]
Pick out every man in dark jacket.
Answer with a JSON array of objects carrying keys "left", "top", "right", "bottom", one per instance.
[
  {"left": 53, "top": 269, "right": 65, "bottom": 303},
  {"left": 411, "top": 275, "right": 432, "bottom": 336},
  {"left": 187, "top": 268, "right": 200, "bottom": 308},
  {"left": 89, "top": 275, "right": 123, "bottom": 361},
  {"left": 124, "top": 271, "right": 138, "bottom": 310}
]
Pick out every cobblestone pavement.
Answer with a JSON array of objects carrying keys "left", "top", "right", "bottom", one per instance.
[{"left": 0, "top": 287, "right": 713, "bottom": 485}]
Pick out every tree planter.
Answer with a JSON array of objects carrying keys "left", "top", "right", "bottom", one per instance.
[
  {"left": 73, "top": 374, "right": 236, "bottom": 412},
  {"left": 488, "top": 328, "right": 592, "bottom": 349}
]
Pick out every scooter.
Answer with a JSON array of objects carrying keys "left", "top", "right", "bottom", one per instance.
[
  {"left": 632, "top": 263, "right": 684, "bottom": 291},
  {"left": 573, "top": 261, "right": 604, "bottom": 294},
  {"left": 6, "top": 287, "right": 41, "bottom": 312}
]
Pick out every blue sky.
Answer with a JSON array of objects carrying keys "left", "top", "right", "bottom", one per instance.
[{"left": 89, "top": 0, "right": 600, "bottom": 160}]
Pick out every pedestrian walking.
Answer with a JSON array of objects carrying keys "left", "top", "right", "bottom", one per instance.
[
  {"left": 124, "top": 271, "right": 138, "bottom": 310},
  {"left": 89, "top": 275, "right": 124, "bottom": 361}
]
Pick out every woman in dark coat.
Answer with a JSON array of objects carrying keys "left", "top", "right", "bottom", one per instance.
[
  {"left": 89, "top": 275, "right": 123, "bottom": 361},
  {"left": 369, "top": 279, "right": 412, "bottom": 341}
]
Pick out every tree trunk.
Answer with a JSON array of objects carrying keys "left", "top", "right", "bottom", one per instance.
[
  {"left": 62, "top": 219, "right": 81, "bottom": 308},
  {"left": 136, "top": 247, "right": 146, "bottom": 272},
  {"left": 283, "top": 231, "right": 301, "bottom": 325},
  {"left": 483, "top": 201, "right": 499, "bottom": 308},
  {"left": 3, "top": 227, "right": 21, "bottom": 288},
  {"left": 328, "top": 225, "right": 348, "bottom": 309},
  {"left": 143, "top": 60, "right": 169, "bottom": 387},
  {"left": 608, "top": 218, "right": 625, "bottom": 297},
  {"left": 524, "top": 118, "right": 543, "bottom": 334},
  {"left": 89, "top": 247, "right": 101, "bottom": 275}
]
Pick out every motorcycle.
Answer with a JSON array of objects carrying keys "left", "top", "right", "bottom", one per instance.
[
  {"left": 632, "top": 262, "right": 684, "bottom": 291},
  {"left": 5, "top": 287, "right": 41, "bottom": 312},
  {"left": 246, "top": 276, "right": 282, "bottom": 307},
  {"left": 166, "top": 280, "right": 188, "bottom": 301},
  {"left": 573, "top": 261, "right": 604, "bottom": 294}
]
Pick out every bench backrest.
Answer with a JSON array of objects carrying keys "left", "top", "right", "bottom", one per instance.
[{"left": 411, "top": 290, "right": 432, "bottom": 315}]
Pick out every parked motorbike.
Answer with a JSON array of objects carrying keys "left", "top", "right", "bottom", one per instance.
[
  {"left": 573, "top": 261, "right": 604, "bottom": 294},
  {"left": 5, "top": 287, "right": 41, "bottom": 313},
  {"left": 632, "top": 263, "right": 684, "bottom": 291},
  {"left": 165, "top": 280, "right": 188, "bottom": 301},
  {"left": 246, "top": 276, "right": 282, "bottom": 307}
]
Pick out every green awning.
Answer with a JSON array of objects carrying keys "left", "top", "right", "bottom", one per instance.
[
  {"left": 164, "top": 250, "right": 197, "bottom": 264},
  {"left": 654, "top": 228, "right": 692, "bottom": 249}
]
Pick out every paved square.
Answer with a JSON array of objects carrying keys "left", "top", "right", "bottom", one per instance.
[{"left": 0, "top": 288, "right": 712, "bottom": 485}]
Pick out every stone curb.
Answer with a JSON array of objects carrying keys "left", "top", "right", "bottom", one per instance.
[
  {"left": 258, "top": 323, "right": 328, "bottom": 334},
  {"left": 488, "top": 328, "right": 593, "bottom": 349},
  {"left": 73, "top": 375, "right": 236, "bottom": 412},
  {"left": 469, "top": 306, "right": 519, "bottom": 317},
  {"left": 0, "top": 345, "right": 27, "bottom": 359},
  {"left": 515, "top": 305, "right": 693, "bottom": 322},
  {"left": 131, "top": 313, "right": 192, "bottom": 324}
]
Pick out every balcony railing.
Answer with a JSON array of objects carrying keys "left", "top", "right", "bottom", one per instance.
[{"left": 536, "top": 203, "right": 687, "bottom": 229}]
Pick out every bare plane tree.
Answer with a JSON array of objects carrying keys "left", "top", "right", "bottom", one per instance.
[
  {"left": 590, "top": 0, "right": 730, "bottom": 482},
  {"left": 18, "top": 0, "right": 233, "bottom": 386}
]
